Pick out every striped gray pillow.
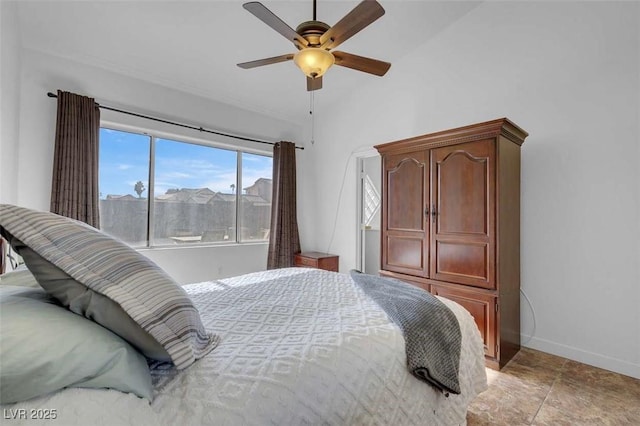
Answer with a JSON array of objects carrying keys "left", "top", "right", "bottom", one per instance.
[{"left": 0, "top": 204, "right": 219, "bottom": 369}]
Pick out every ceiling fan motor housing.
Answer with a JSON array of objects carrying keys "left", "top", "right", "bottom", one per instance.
[{"left": 296, "top": 21, "right": 330, "bottom": 46}]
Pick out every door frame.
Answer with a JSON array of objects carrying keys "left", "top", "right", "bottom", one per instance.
[{"left": 355, "top": 149, "right": 381, "bottom": 273}]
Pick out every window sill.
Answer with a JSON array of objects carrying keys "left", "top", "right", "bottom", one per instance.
[{"left": 136, "top": 241, "right": 269, "bottom": 252}]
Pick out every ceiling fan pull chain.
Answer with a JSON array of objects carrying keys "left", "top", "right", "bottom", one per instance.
[{"left": 310, "top": 91, "right": 315, "bottom": 145}]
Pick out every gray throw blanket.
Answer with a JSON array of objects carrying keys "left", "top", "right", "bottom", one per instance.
[{"left": 350, "top": 270, "right": 462, "bottom": 395}]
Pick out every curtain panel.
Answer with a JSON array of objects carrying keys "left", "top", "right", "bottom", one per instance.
[
  {"left": 267, "top": 141, "right": 301, "bottom": 269},
  {"left": 50, "top": 90, "right": 101, "bottom": 228}
]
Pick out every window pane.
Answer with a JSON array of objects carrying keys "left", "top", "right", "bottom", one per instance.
[
  {"left": 153, "top": 139, "right": 237, "bottom": 245},
  {"left": 363, "top": 174, "right": 381, "bottom": 227},
  {"left": 99, "top": 128, "right": 150, "bottom": 247},
  {"left": 240, "top": 152, "right": 273, "bottom": 242}
]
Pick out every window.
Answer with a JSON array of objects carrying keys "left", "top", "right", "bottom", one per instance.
[
  {"left": 363, "top": 173, "right": 381, "bottom": 227},
  {"left": 99, "top": 128, "right": 273, "bottom": 247},
  {"left": 99, "top": 129, "right": 150, "bottom": 246}
]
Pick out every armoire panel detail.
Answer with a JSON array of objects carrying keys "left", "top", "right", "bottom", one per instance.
[
  {"left": 387, "top": 236, "right": 424, "bottom": 270},
  {"left": 387, "top": 158, "right": 426, "bottom": 231},
  {"left": 435, "top": 241, "right": 488, "bottom": 283},
  {"left": 436, "top": 151, "right": 488, "bottom": 236}
]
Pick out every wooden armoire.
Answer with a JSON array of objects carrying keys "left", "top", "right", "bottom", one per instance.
[{"left": 374, "top": 118, "right": 528, "bottom": 369}]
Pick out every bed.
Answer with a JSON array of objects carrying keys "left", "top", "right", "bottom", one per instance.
[{"left": 0, "top": 205, "right": 487, "bottom": 425}]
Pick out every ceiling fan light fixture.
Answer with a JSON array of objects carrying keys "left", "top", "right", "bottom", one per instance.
[{"left": 293, "top": 48, "right": 335, "bottom": 78}]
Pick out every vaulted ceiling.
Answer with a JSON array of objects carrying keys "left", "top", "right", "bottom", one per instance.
[{"left": 16, "top": 1, "right": 480, "bottom": 123}]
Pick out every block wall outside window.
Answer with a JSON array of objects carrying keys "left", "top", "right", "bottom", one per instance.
[{"left": 98, "top": 128, "right": 273, "bottom": 247}]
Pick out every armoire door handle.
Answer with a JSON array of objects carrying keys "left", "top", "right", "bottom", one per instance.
[
  {"left": 432, "top": 204, "right": 437, "bottom": 223},
  {"left": 424, "top": 206, "right": 429, "bottom": 219}
]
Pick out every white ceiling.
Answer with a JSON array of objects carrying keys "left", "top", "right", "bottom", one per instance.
[{"left": 17, "top": 0, "right": 480, "bottom": 123}]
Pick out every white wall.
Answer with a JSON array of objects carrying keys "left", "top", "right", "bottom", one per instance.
[
  {"left": 13, "top": 48, "right": 305, "bottom": 283},
  {"left": 0, "top": 1, "right": 21, "bottom": 204},
  {"left": 300, "top": 2, "right": 640, "bottom": 378}
]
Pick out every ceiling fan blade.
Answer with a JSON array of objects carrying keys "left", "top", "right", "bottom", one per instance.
[
  {"left": 243, "top": 2, "right": 308, "bottom": 48},
  {"left": 307, "top": 76, "right": 323, "bottom": 91},
  {"left": 237, "top": 54, "right": 294, "bottom": 69},
  {"left": 319, "top": 0, "right": 385, "bottom": 50},
  {"left": 333, "top": 51, "right": 391, "bottom": 76}
]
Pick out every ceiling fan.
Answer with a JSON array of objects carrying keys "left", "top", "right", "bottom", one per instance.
[{"left": 237, "top": 0, "right": 391, "bottom": 91}]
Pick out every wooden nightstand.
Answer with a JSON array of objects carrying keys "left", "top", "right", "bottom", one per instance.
[{"left": 294, "top": 252, "right": 339, "bottom": 272}]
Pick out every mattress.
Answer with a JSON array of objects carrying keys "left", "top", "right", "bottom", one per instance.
[{"left": 3, "top": 268, "right": 487, "bottom": 425}]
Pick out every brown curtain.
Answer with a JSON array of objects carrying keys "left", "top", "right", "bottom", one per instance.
[
  {"left": 50, "top": 90, "right": 101, "bottom": 228},
  {"left": 267, "top": 141, "right": 301, "bottom": 269}
]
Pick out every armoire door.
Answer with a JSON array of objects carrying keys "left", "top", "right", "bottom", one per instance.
[
  {"left": 430, "top": 140, "right": 495, "bottom": 288},
  {"left": 430, "top": 283, "right": 497, "bottom": 357},
  {"left": 381, "top": 151, "right": 429, "bottom": 277}
]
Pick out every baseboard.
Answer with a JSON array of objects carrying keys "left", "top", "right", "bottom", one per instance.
[{"left": 521, "top": 334, "right": 640, "bottom": 379}]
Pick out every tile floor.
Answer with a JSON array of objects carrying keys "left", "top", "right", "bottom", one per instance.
[{"left": 466, "top": 348, "right": 640, "bottom": 425}]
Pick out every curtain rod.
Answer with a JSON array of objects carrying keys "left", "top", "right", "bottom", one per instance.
[{"left": 46, "top": 92, "right": 303, "bottom": 150}]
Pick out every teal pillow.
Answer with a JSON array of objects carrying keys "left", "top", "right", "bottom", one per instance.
[
  {"left": 0, "top": 268, "right": 40, "bottom": 288},
  {"left": 0, "top": 286, "right": 153, "bottom": 404}
]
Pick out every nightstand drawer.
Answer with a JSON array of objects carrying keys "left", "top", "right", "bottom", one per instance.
[
  {"left": 295, "top": 256, "right": 317, "bottom": 268},
  {"left": 294, "top": 252, "right": 339, "bottom": 272}
]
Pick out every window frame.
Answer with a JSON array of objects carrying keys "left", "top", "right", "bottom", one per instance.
[{"left": 99, "top": 122, "right": 273, "bottom": 249}]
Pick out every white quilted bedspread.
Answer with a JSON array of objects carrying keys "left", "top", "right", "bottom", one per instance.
[{"left": 6, "top": 268, "right": 487, "bottom": 426}]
